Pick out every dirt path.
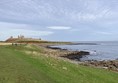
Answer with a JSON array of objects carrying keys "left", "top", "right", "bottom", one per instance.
[{"left": 0, "top": 43, "right": 12, "bottom": 45}]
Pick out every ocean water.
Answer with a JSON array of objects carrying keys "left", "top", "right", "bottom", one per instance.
[{"left": 51, "top": 41, "right": 118, "bottom": 61}]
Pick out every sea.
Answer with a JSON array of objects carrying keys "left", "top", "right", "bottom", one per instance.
[{"left": 51, "top": 41, "right": 118, "bottom": 61}]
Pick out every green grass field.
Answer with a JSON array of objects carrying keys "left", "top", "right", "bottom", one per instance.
[{"left": 0, "top": 45, "right": 118, "bottom": 83}]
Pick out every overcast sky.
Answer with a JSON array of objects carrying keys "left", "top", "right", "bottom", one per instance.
[{"left": 0, "top": 0, "right": 118, "bottom": 41}]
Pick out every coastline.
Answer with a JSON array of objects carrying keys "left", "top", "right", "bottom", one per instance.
[
  {"left": 35, "top": 43, "right": 118, "bottom": 72},
  {"left": 2, "top": 39, "right": 118, "bottom": 72},
  {"left": 0, "top": 43, "right": 118, "bottom": 83}
]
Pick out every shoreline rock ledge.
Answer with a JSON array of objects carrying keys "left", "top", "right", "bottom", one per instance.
[
  {"left": 47, "top": 46, "right": 90, "bottom": 60},
  {"left": 61, "top": 51, "right": 90, "bottom": 61}
]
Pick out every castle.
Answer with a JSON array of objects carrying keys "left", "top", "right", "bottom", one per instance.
[
  {"left": 8, "top": 35, "right": 41, "bottom": 40},
  {"left": 9, "top": 35, "right": 25, "bottom": 39}
]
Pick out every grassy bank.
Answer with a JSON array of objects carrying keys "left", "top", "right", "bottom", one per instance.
[{"left": 0, "top": 45, "right": 118, "bottom": 83}]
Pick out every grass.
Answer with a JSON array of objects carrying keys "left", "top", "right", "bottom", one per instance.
[{"left": 0, "top": 45, "right": 118, "bottom": 83}]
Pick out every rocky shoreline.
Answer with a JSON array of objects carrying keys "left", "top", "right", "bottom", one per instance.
[
  {"left": 82, "top": 60, "right": 118, "bottom": 72},
  {"left": 36, "top": 44, "right": 118, "bottom": 72},
  {"left": 46, "top": 45, "right": 90, "bottom": 57}
]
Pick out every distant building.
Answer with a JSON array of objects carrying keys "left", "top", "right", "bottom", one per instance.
[
  {"left": 10, "top": 36, "right": 13, "bottom": 39},
  {"left": 39, "top": 38, "right": 41, "bottom": 40},
  {"left": 6, "top": 35, "right": 42, "bottom": 42},
  {"left": 18, "top": 35, "right": 25, "bottom": 39}
]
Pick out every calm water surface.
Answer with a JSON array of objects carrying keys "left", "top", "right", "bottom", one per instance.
[{"left": 51, "top": 41, "right": 118, "bottom": 61}]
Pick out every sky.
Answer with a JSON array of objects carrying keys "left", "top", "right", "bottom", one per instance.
[{"left": 0, "top": 0, "right": 118, "bottom": 41}]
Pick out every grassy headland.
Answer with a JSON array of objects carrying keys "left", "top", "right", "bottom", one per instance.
[
  {"left": 0, "top": 44, "right": 118, "bottom": 83},
  {"left": 5, "top": 36, "right": 72, "bottom": 45}
]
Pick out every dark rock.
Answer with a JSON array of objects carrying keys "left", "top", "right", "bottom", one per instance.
[{"left": 61, "top": 51, "right": 90, "bottom": 61}]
